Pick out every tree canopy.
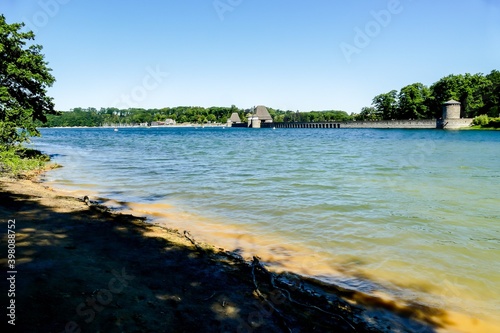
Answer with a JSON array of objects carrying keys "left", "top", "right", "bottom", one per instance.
[
  {"left": 359, "top": 70, "right": 500, "bottom": 120},
  {"left": 0, "top": 15, "right": 56, "bottom": 147},
  {"left": 40, "top": 106, "right": 353, "bottom": 127}
]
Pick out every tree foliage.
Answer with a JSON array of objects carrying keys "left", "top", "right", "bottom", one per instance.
[
  {"left": 281, "top": 110, "right": 352, "bottom": 123},
  {"left": 398, "top": 83, "right": 431, "bottom": 119},
  {"left": 372, "top": 90, "right": 398, "bottom": 120},
  {"left": 355, "top": 107, "right": 381, "bottom": 121},
  {"left": 484, "top": 70, "right": 500, "bottom": 117},
  {"left": 40, "top": 106, "right": 353, "bottom": 127},
  {"left": 429, "top": 73, "right": 491, "bottom": 118},
  {"left": 0, "top": 15, "right": 56, "bottom": 147},
  {"left": 42, "top": 106, "right": 245, "bottom": 127},
  {"left": 361, "top": 70, "right": 499, "bottom": 120}
]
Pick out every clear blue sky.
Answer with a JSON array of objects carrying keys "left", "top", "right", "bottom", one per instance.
[{"left": 2, "top": 0, "right": 500, "bottom": 113}]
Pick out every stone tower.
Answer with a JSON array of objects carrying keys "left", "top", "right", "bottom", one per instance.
[
  {"left": 439, "top": 99, "right": 473, "bottom": 129},
  {"left": 443, "top": 100, "right": 461, "bottom": 119}
]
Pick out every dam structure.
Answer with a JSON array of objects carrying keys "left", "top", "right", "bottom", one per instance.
[
  {"left": 272, "top": 119, "right": 437, "bottom": 129},
  {"left": 228, "top": 104, "right": 474, "bottom": 130}
]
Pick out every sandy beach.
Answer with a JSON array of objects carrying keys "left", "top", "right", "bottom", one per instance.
[{"left": 0, "top": 175, "right": 494, "bottom": 333}]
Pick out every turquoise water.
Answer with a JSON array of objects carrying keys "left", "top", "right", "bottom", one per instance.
[{"left": 33, "top": 127, "right": 500, "bottom": 325}]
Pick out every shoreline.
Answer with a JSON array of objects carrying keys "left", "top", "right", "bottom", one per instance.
[
  {"left": 37, "top": 122, "right": 491, "bottom": 130},
  {"left": 1, "top": 176, "right": 497, "bottom": 332}
]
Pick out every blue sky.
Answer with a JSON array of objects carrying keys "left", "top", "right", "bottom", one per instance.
[{"left": 2, "top": 0, "right": 500, "bottom": 113}]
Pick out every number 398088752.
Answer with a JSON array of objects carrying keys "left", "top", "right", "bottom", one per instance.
[{"left": 7, "top": 219, "right": 16, "bottom": 269}]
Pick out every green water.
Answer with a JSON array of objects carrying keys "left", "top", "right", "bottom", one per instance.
[{"left": 34, "top": 127, "right": 500, "bottom": 325}]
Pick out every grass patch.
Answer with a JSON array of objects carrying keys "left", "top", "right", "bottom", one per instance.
[
  {"left": 465, "top": 125, "right": 500, "bottom": 130},
  {"left": 0, "top": 146, "right": 59, "bottom": 179}
]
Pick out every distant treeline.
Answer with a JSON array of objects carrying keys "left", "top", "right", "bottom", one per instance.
[
  {"left": 40, "top": 106, "right": 353, "bottom": 127},
  {"left": 357, "top": 70, "right": 500, "bottom": 121},
  {"left": 40, "top": 70, "right": 500, "bottom": 127}
]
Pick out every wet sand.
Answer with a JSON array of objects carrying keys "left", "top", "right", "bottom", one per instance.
[{"left": 0, "top": 176, "right": 493, "bottom": 332}]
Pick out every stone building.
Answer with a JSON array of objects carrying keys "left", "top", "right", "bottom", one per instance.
[
  {"left": 226, "top": 112, "right": 242, "bottom": 127},
  {"left": 442, "top": 100, "right": 461, "bottom": 119},
  {"left": 440, "top": 100, "right": 473, "bottom": 129},
  {"left": 247, "top": 105, "right": 273, "bottom": 128}
]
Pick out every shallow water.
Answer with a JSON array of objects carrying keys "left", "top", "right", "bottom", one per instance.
[{"left": 32, "top": 127, "right": 500, "bottom": 328}]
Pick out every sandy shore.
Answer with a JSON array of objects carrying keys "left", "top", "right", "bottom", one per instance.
[{"left": 0, "top": 176, "right": 489, "bottom": 333}]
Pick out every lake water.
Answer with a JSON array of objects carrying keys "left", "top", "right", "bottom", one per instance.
[{"left": 32, "top": 127, "right": 500, "bottom": 330}]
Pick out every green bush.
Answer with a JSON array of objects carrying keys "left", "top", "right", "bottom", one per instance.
[
  {"left": 0, "top": 147, "right": 50, "bottom": 177},
  {"left": 487, "top": 117, "right": 500, "bottom": 128},
  {"left": 473, "top": 114, "right": 489, "bottom": 126}
]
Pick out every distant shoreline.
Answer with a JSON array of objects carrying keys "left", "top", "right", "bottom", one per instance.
[
  {"left": 43, "top": 123, "right": 227, "bottom": 129},
  {"left": 41, "top": 120, "right": 477, "bottom": 130}
]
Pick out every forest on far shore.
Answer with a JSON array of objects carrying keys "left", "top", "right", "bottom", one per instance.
[
  {"left": 358, "top": 70, "right": 499, "bottom": 121},
  {"left": 40, "top": 107, "right": 353, "bottom": 127},
  {"left": 39, "top": 70, "right": 500, "bottom": 128}
]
